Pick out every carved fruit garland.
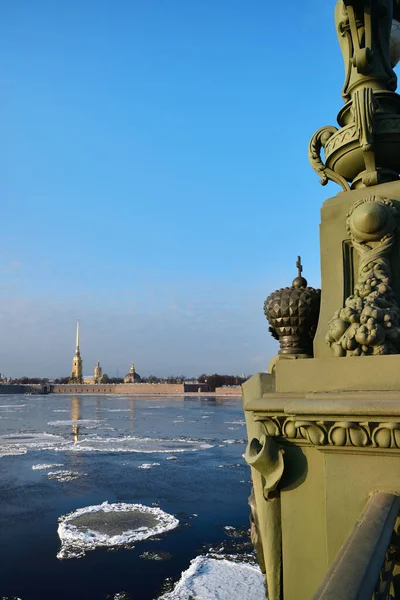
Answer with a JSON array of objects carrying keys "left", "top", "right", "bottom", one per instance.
[{"left": 326, "top": 196, "right": 400, "bottom": 356}]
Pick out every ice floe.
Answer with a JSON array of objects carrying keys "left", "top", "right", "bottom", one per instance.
[
  {"left": 48, "top": 419, "right": 101, "bottom": 427},
  {"left": 158, "top": 556, "right": 264, "bottom": 600},
  {"left": 57, "top": 501, "right": 179, "bottom": 559},
  {"left": 68, "top": 436, "right": 214, "bottom": 454},
  {"left": 32, "top": 463, "right": 64, "bottom": 470},
  {"left": 47, "top": 470, "right": 81, "bottom": 482},
  {"left": 0, "top": 431, "right": 215, "bottom": 459},
  {"left": 0, "top": 433, "right": 64, "bottom": 457}
]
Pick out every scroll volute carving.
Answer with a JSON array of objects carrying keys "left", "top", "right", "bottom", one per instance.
[{"left": 245, "top": 435, "right": 284, "bottom": 499}]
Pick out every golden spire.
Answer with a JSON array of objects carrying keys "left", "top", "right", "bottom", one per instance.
[
  {"left": 70, "top": 319, "right": 83, "bottom": 383},
  {"left": 76, "top": 318, "right": 80, "bottom": 354}
]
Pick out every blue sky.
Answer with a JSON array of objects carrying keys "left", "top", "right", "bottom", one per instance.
[{"left": 0, "top": 1, "right": 356, "bottom": 377}]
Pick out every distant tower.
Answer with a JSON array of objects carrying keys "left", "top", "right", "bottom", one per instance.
[
  {"left": 70, "top": 319, "right": 83, "bottom": 383},
  {"left": 94, "top": 361, "right": 102, "bottom": 384},
  {"left": 124, "top": 361, "right": 141, "bottom": 383}
]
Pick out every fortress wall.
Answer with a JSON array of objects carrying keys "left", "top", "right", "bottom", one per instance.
[
  {"left": 214, "top": 386, "right": 242, "bottom": 396},
  {"left": 51, "top": 383, "right": 186, "bottom": 395}
]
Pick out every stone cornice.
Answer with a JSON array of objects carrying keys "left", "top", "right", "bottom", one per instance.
[{"left": 245, "top": 393, "right": 400, "bottom": 450}]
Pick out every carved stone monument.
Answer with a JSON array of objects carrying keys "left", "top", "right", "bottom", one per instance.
[{"left": 242, "top": 2, "right": 400, "bottom": 598}]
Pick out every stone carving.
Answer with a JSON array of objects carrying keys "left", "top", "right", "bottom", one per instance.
[
  {"left": 328, "top": 421, "right": 370, "bottom": 447},
  {"left": 264, "top": 257, "right": 321, "bottom": 357},
  {"left": 326, "top": 196, "right": 400, "bottom": 356},
  {"left": 244, "top": 434, "right": 284, "bottom": 600},
  {"left": 248, "top": 488, "right": 266, "bottom": 575},
  {"left": 309, "top": 1, "right": 400, "bottom": 189},
  {"left": 308, "top": 126, "right": 351, "bottom": 192},
  {"left": 295, "top": 420, "right": 327, "bottom": 446},
  {"left": 255, "top": 416, "right": 400, "bottom": 450},
  {"left": 335, "top": 0, "right": 396, "bottom": 101},
  {"left": 245, "top": 434, "right": 284, "bottom": 499}
]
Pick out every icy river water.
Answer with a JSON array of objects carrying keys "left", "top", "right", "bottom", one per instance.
[{"left": 0, "top": 394, "right": 263, "bottom": 600}]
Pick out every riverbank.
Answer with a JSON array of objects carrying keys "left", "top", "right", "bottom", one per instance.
[{"left": 0, "top": 383, "right": 242, "bottom": 397}]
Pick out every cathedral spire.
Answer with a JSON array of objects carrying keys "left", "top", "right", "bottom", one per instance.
[
  {"left": 70, "top": 319, "right": 83, "bottom": 383},
  {"left": 76, "top": 319, "right": 80, "bottom": 353}
]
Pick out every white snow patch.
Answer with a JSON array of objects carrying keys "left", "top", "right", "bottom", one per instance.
[
  {"left": 32, "top": 463, "right": 64, "bottom": 470},
  {"left": 158, "top": 556, "right": 264, "bottom": 599},
  {"left": 57, "top": 501, "right": 179, "bottom": 560}
]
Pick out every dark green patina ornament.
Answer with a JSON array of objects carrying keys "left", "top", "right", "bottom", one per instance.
[
  {"left": 264, "top": 258, "right": 321, "bottom": 358},
  {"left": 309, "top": 0, "right": 400, "bottom": 190}
]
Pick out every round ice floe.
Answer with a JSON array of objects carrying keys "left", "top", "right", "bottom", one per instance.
[
  {"left": 57, "top": 501, "right": 179, "bottom": 559},
  {"left": 158, "top": 556, "right": 264, "bottom": 600}
]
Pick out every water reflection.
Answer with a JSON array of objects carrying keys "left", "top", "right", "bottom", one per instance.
[
  {"left": 71, "top": 396, "right": 81, "bottom": 442},
  {"left": 129, "top": 398, "right": 135, "bottom": 431}
]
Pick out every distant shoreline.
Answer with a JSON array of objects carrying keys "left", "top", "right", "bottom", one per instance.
[{"left": 0, "top": 383, "right": 242, "bottom": 398}]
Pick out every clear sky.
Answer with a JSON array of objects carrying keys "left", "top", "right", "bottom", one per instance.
[{"left": 0, "top": 1, "right": 374, "bottom": 378}]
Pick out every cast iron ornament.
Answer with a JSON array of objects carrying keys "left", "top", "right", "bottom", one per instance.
[
  {"left": 264, "top": 257, "right": 321, "bottom": 357},
  {"left": 309, "top": 0, "right": 400, "bottom": 190},
  {"left": 326, "top": 196, "right": 400, "bottom": 356}
]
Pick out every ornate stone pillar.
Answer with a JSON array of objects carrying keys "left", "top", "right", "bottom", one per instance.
[{"left": 243, "top": 2, "right": 400, "bottom": 598}]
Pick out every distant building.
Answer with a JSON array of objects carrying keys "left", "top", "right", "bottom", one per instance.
[
  {"left": 94, "top": 361, "right": 103, "bottom": 384},
  {"left": 124, "top": 362, "right": 141, "bottom": 383},
  {"left": 70, "top": 320, "right": 83, "bottom": 383}
]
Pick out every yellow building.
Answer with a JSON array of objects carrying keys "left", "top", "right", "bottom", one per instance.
[
  {"left": 70, "top": 320, "right": 83, "bottom": 383},
  {"left": 94, "top": 361, "right": 103, "bottom": 384},
  {"left": 124, "top": 362, "right": 141, "bottom": 383}
]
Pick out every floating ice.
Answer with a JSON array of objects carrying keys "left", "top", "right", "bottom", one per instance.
[
  {"left": 138, "top": 463, "right": 160, "bottom": 469},
  {"left": 48, "top": 420, "right": 101, "bottom": 427},
  {"left": 32, "top": 463, "right": 64, "bottom": 470},
  {"left": 68, "top": 436, "right": 213, "bottom": 454},
  {"left": 158, "top": 556, "right": 264, "bottom": 600},
  {"left": 57, "top": 501, "right": 179, "bottom": 559},
  {"left": 47, "top": 470, "right": 81, "bottom": 482},
  {"left": 0, "top": 433, "right": 64, "bottom": 458},
  {"left": 0, "top": 431, "right": 214, "bottom": 458}
]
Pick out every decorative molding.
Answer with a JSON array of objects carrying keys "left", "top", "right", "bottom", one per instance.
[
  {"left": 254, "top": 414, "right": 400, "bottom": 450},
  {"left": 308, "top": 126, "right": 351, "bottom": 192}
]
